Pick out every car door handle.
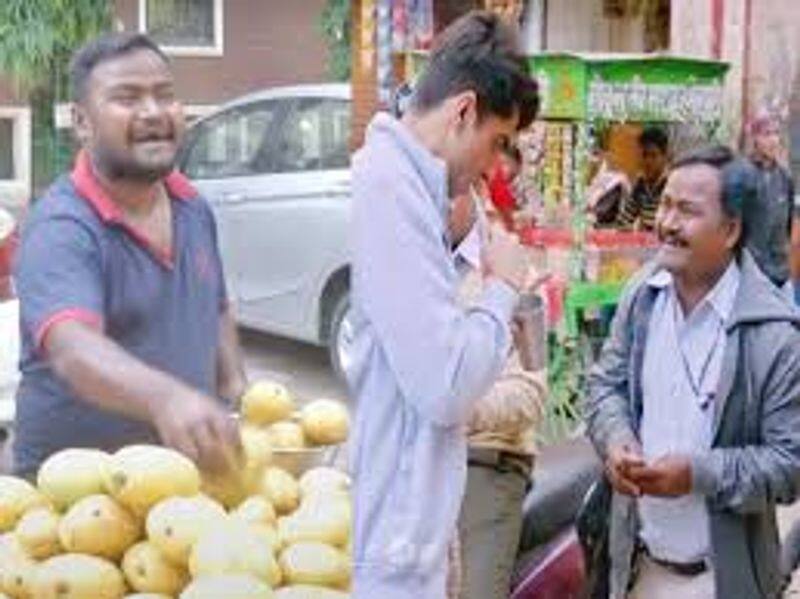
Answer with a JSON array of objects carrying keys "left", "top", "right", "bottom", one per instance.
[{"left": 223, "top": 193, "right": 247, "bottom": 205}]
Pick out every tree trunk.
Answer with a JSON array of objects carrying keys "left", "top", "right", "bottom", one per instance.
[
  {"left": 30, "top": 84, "right": 57, "bottom": 200},
  {"left": 29, "top": 54, "right": 75, "bottom": 200}
]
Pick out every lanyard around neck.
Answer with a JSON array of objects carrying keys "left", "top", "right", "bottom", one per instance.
[{"left": 671, "top": 297, "right": 725, "bottom": 410}]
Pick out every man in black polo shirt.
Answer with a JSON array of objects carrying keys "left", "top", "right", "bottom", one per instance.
[
  {"left": 742, "top": 112, "right": 798, "bottom": 293},
  {"left": 13, "top": 33, "right": 246, "bottom": 476}
]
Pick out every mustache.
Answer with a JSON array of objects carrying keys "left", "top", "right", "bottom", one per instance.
[
  {"left": 130, "top": 122, "right": 175, "bottom": 143},
  {"left": 657, "top": 228, "right": 688, "bottom": 248}
]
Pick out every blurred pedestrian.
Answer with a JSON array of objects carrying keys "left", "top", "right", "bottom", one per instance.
[
  {"left": 742, "top": 111, "right": 797, "bottom": 296},
  {"left": 486, "top": 145, "right": 523, "bottom": 231},
  {"left": 617, "top": 126, "right": 670, "bottom": 232}
]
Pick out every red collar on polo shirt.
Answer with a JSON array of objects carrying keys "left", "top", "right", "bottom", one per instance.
[
  {"left": 70, "top": 150, "right": 198, "bottom": 267},
  {"left": 70, "top": 150, "right": 197, "bottom": 221}
]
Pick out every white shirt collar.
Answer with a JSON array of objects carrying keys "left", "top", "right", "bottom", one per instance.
[
  {"left": 647, "top": 259, "right": 741, "bottom": 323},
  {"left": 452, "top": 224, "right": 482, "bottom": 270}
]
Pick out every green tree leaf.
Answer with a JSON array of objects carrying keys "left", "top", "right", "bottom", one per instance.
[
  {"left": 319, "top": 0, "right": 351, "bottom": 81},
  {"left": 0, "top": 0, "right": 111, "bottom": 193}
]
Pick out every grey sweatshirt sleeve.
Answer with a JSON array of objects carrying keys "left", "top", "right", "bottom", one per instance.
[
  {"left": 692, "top": 334, "right": 800, "bottom": 513},
  {"left": 585, "top": 282, "right": 640, "bottom": 460},
  {"left": 353, "top": 163, "right": 517, "bottom": 429}
]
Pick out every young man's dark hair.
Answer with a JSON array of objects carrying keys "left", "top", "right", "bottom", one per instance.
[
  {"left": 671, "top": 145, "right": 758, "bottom": 226},
  {"left": 639, "top": 126, "right": 669, "bottom": 153},
  {"left": 70, "top": 32, "right": 169, "bottom": 102},
  {"left": 412, "top": 11, "right": 539, "bottom": 131}
]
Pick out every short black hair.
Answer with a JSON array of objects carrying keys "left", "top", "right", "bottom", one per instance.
[
  {"left": 671, "top": 145, "right": 758, "bottom": 223},
  {"left": 70, "top": 32, "right": 169, "bottom": 103},
  {"left": 411, "top": 11, "right": 539, "bottom": 131},
  {"left": 639, "top": 126, "right": 668, "bottom": 152}
]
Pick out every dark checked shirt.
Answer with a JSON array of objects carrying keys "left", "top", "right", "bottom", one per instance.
[
  {"left": 742, "top": 159, "right": 797, "bottom": 287},
  {"left": 617, "top": 174, "right": 667, "bottom": 232}
]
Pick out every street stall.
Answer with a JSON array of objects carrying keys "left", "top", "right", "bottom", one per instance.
[
  {"left": 353, "top": 1, "right": 731, "bottom": 438},
  {"left": 517, "top": 52, "right": 730, "bottom": 438},
  {"left": 388, "top": 48, "right": 730, "bottom": 438}
]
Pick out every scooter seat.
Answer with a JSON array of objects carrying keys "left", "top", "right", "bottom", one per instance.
[{"left": 518, "top": 437, "right": 601, "bottom": 553}]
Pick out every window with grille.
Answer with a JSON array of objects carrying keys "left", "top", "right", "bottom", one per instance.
[
  {"left": 0, "top": 119, "right": 14, "bottom": 181},
  {"left": 140, "top": 0, "right": 223, "bottom": 55}
]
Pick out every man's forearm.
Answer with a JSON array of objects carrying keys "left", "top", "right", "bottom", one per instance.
[
  {"left": 691, "top": 443, "right": 800, "bottom": 513},
  {"left": 216, "top": 308, "right": 247, "bottom": 405},
  {"left": 46, "top": 320, "right": 196, "bottom": 424}
]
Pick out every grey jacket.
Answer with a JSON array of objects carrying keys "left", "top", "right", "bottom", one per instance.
[{"left": 586, "top": 251, "right": 800, "bottom": 599}]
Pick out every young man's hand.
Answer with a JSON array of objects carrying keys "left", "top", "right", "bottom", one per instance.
[
  {"left": 151, "top": 391, "right": 241, "bottom": 474},
  {"left": 628, "top": 454, "right": 692, "bottom": 497},
  {"left": 606, "top": 441, "right": 645, "bottom": 497},
  {"left": 483, "top": 225, "right": 529, "bottom": 291}
]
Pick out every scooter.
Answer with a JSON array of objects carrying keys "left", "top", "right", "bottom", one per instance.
[{"left": 510, "top": 436, "right": 601, "bottom": 599}]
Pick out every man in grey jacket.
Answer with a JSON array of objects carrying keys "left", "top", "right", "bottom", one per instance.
[{"left": 587, "top": 145, "right": 800, "bottom": 599}]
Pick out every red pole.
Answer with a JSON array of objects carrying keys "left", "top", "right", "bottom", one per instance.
[
  {"left": 711, "top": 0, "right": 724, "bottom": 59},
  {"left": 740, "top": 0, "right": 753, "bottom": 149}
]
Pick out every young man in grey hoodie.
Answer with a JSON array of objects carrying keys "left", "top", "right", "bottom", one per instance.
[
  {"left": 347, "top": 11, "right": 539, "bottom": 599},
  {"left": 586, "top": 146, "right": 800, "bottom": 599}
]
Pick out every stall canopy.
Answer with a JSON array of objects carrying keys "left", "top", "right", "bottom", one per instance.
[{"left": 530, "top": 52, "right": 730, "bottom": 123}]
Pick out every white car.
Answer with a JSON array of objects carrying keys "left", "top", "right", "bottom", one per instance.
[
  {"left": 178, "top": 84, "right": 353, "bottom": 377},
  {"left": 0, "top": 299, "right": 18, "bottom": 434},
  {"left": 0, "top": 207, "right": 18, "bottom": 461}
]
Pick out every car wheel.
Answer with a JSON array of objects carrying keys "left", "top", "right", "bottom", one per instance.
[{"left": 328, "top": 292, "right": 353, "bottom": 382}]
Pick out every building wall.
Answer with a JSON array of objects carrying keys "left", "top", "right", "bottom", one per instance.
[
  {"left": 543, "top": 0, "right": 646, "bottom": 53},
  {"left": 114, "top": 0, "right": 330, "bottom": 106},
  {"left": 672, "top": 0, "right": 800, "bottom": 167},
  {"left": 748, "top": 0, "right": 800, "bottom": 178},
  {"left": 0, "top": 81, "right": 25, "bottom": 106},
  {"left": 671, "top": 0, "right": 744, "bottom": 145}
]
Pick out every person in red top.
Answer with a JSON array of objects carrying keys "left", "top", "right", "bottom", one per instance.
[
  {"left": 13, "top": 33, "right": 245, "bottom": 477},
  {"left": 0, "top": 208, "right": 16, "bottom": 300},
  {"left": 487, "top": 145, "right": 522, "bottom": 231}
]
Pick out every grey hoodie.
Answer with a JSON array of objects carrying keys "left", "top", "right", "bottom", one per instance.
[{"left": 586, "top": 250, "right": 800, "bottom": 599}]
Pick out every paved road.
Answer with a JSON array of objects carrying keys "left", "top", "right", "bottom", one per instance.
[{"left": 240, "top": 328, "right": 348, "bottom": 404}]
